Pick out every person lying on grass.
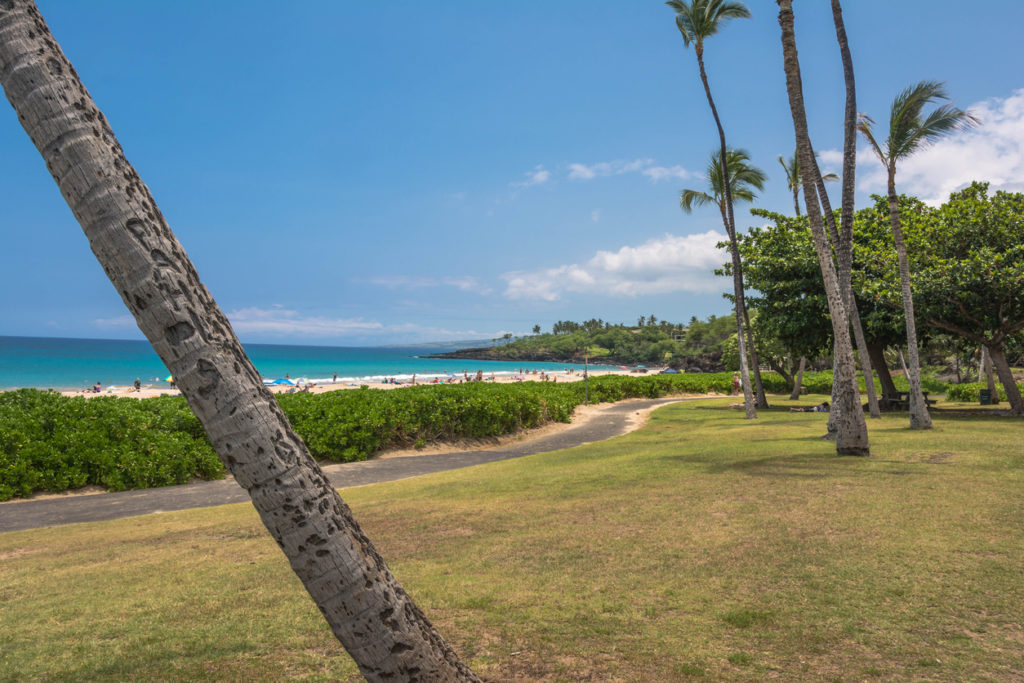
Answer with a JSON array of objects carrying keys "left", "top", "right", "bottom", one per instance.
[{"left": 790, "top": 401, "right": 829, "bottom": 413}]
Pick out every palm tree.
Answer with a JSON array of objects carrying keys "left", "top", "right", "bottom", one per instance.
[
  {"left": 667, "top": 0, "right": 756, "bottom": 419},
  {"left": 858, "top": 81, "right": 978, "bottom": 429},
  {"left": 777, "top": 152, "right": 838, "bottom": 216},
  {"left": 777, "top": 0, "right": 869, "bottom": 456},
  {"left": 681, "top": 148, "right": 770, "bottom": 408},
  {"left": 0, "top": 3, "right": 477, "bottom": 679}
]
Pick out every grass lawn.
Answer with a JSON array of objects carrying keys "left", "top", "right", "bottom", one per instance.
[{"left": 1, "top": 397, "right": 1022, "bottom": 681}]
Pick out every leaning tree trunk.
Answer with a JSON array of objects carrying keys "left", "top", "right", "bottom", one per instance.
[
  {"left": 866, "top": 340, "right": 898, "bottom": 405},
  {"left": 740, "top": 303, "right": 770, "bottom": 409},
  {"left": 986, "top": 344, "right": 1024, "bottom": 415},
  {"left": 696, "top": 45, "right": 755, "bottom": 419},
  {"left": 789, "top": 356, "right": 806, "bottom": 400},
  {"left": 778, "top": 0, "right": 869, "bottom": 456},
  {"left": 885, "top": 173, "right": 932, "bottom": 429},
  {"left": 0, "top": 3, "right": 477, "bottom": 680}
]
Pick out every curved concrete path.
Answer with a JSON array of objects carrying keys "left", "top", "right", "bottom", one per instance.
[{"left": 0, "top": 398, "right": 684, "bottom": 533}]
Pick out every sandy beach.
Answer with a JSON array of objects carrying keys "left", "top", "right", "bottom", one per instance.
[{"left": 58, "top": 367, "right": 658, "bottom": 400}]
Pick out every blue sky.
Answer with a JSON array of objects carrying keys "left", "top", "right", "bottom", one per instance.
[{"left": 2, "top": 1, "right": 1022, "bottom": 345}]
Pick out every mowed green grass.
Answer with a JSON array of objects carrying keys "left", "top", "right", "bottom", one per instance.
[{"left": 1, "top": 398, "right": 1021, "bottom": 681}]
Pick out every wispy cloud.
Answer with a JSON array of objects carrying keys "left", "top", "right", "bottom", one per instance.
[
  {"left": 510, "top": 165, "right": 551, "bottom": 189},
  {"left": 226, "top": 307, "right": 384, "bottom": 337},
  {"left": 566, "top": 158, "right": 691, "bottom": 183},
  {"left": 367, "top": 275, "right": 492, "bottom": 295},
  {"left": 502, "top": 231, "right": 727, "bottom": 301},
  {"left": 821, "top": 89, "right": 1024, "bottom": 205}
]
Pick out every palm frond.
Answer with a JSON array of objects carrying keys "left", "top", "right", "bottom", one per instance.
[
  {"left": 679, "top": 189, "right": 716, "bottom": 213},
  {"left": 666, "top": 0, "right": 750, "bottom": 45},
  {"left": 856, "top": 113, "right": 887, "bottom": 167}
]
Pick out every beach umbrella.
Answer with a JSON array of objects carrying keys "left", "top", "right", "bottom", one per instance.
[
  {"left": 164, "top": 375, "right": 173, "bottom": 382},
  {"left": 271, "top": 378, "right": 296, "bottom": 385},
  {"left": 660, "top": 368, "right": 680, "bottom": 374}
]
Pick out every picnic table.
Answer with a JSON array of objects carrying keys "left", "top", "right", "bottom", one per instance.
[{"left": 883, "top": 391, "right": 937, "bottom": 411}]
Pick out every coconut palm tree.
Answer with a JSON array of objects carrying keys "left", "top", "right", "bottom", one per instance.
[
  {"left": 667, "top": 0, "right": 756, "bottom": 418},
  {"left": 777, "top": 0, "right": 869, "bottom": 456},
  {"left": 777, "top": 152, "right": 838, "bottom": 216},
  {"left": 858, "top": 81, "right": 978, "bottom": 429},
  {"left": 680, "top": 148, "right": 770, "bottom": 408},
  {"left": 0, "top": 2, "right": 476, "bottom": 679}
]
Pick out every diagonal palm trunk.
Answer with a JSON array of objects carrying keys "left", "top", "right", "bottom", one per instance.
[
  {"left": 0, "top": 2, "right": 477, "bottom": 679},
  {"left": 884, "top": 171, "right": 933, "bottom": 428},
  {"left": 777, "top": 0, "right": 869, "bottom": 456},
  {"left": 696, "top": 43, "right": 756, "bottom": 419}
]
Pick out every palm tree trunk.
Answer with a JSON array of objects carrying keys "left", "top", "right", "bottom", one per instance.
[
  {"left": 789, "top": 356, "right": 806, "bottom": 400},
  {"left": 740, "top": 293, "right": 770, "bottom": 408},
  {"left": 0, "top": 3, "right": 476, "bottom": 679},
  {"left": 697, "top": 44, "right": 755, "bottom": 419},
  {"left": 885, "top": 174, "right": 932, "bottom": 429},
  {"left": 986, "top": 344, "right": 1024, "bottom": 415},
  {"left": 792, "top": 187, "right": 802, "bottom": 216},
  {"left": 778, "top": 0, "right": 869, "bottom": 456},
  {"left": 829, "top": 0, "right": 880, "bottom": 420}
]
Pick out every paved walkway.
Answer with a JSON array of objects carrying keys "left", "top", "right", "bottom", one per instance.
[{"left": 0, "top": 398, "right": 684, "bottom": 533}]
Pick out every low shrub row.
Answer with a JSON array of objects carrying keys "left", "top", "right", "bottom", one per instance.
[
  {"left": 3, "top": 369, "right": 931, "bottom": 501},
  {"left": 944, "top": 381, "right": 1023, "bottom": 403}
]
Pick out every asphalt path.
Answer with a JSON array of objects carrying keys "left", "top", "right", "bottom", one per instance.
[{"left": 0, "top": 398, "right": 684, "bottom": 533}]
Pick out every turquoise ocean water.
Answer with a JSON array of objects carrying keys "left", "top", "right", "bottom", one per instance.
[{"left": 0, "top": 336, "right": 615, "bottom": 391}]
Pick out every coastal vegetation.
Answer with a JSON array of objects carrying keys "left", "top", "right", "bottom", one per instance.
[
  {"left": 0, "top": 373, "right": 777, "bottom": 501},
  {"left": 3, "top": 399, "right": 1022, "bottom": 680},
  {"left": 439, "top": 313, "right": 737, "bottom": 369}
]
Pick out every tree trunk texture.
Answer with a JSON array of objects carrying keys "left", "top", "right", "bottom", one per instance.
[
  {"left": 696, "top": 45, "right": 755, "bottom": 419},
  {"left": 0, "top": 3, "right": 477, "bottom": 680},
  {"left": 866, "top": 341, "right": 898, "bottom": 404},
  {"left": 789, "top": 356, "right": 806, "bottom": 400},
  {"left": 980, "top": 345, "right": 998, "bottom": 401},
  {"left": 886, "top": 176, "right": 932, "bottom": 429},
  {"left": 986, "top": 345, "right": 1024, "bottom": 415},
  {"left": 777, "top": 0, "right": 869, "bottom": 456},
  {"left": 792, "top": 187, "right": 801, "bottom": 216}
]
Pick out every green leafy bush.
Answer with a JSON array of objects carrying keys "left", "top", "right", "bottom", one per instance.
[
  {"left": 0, "top": 371, "right": 806, "bottom": 501},
  {"left": 944, "top": 382, "right": 1022, "bottom": 403}
]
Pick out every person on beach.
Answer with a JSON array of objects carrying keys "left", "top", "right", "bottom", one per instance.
[
  {"left": 333, "top": 373, "right": 337, "bottom": 383},
  {"left": 133, "top": 378, "right": 141, "bottom": 392},
  {"left": 93, "top": 381, "right": 101, "bottom": 393},
  {"left": 731, "top": 373, "right": 740, "bottom": 395}
]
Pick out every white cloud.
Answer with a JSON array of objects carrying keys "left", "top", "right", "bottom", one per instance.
[
  {"left": 502, "top": 231, "right": 727, "bottom": 300},
  {"left": 93, "top": 314, "right": 136, "bottom": 329},
  {"left": 825, "top": 89, "right": 1024, "bottom": 205},
  {"left": 510, "top": 165, "right": 551, "bottom": 189}
]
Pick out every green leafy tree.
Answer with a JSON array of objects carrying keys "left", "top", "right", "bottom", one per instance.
[
  {"left": 667, "top": 0, "right": 758, "bottom": 419},
  {"left": 912, "top": 183, "right": 1024, "bottom": 414},
  {"left": 858, "top": 80, "right": 979, "bottom": 428}
]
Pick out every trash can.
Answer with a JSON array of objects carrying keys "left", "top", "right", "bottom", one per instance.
[{"left": 979, "top": 389, "right": 993, "bottom": 405}]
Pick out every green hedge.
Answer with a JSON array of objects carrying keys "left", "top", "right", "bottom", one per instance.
[
  {"left": 0, "top": 372, "right": 799, "bottom": 501},
  {"left": 944, "top": 382, "right": 1024, "bottom": 403}
]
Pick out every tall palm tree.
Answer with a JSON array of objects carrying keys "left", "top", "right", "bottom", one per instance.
[
  {"left": 0, "top": 2, "right": 477, "bottom": 679},
  {"left": 681, "top": 148, "right": 770, "bottom": 408},
  {"left": 777, "top": 152, "right": 838, "bottom": 216},
  {"left": 777, "top": 0, "right": 869, "bottom": 456},
  {"left": 858, "top": 81, "right": 978, "bottom": 429},
  {"left": 667, "top": 0, "right": 756, "bottom": 419},
  {"left": 823, "top": 0, "right": 881, "bottom": 422}
]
